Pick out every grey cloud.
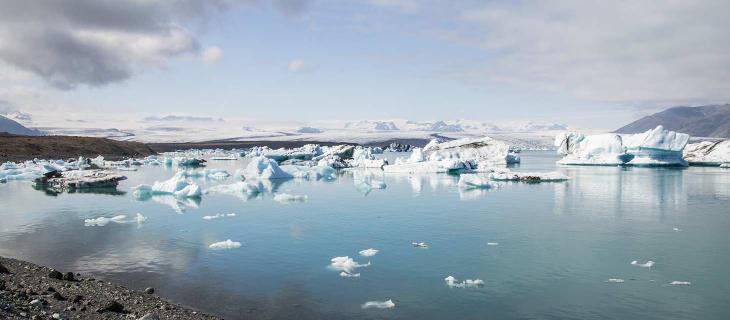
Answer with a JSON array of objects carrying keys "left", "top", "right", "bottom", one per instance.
[{"left": 0, "top": 0, "right": 256, "bottom": 90}]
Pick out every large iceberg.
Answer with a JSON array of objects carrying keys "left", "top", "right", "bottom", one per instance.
[
  {"left": 556, "top": 125, "right": 689, "bottom": 166},
  {"left": 384, "top": 136, "right": 519, "bottom": 173},
  {"left": 683, "top": 140, "right": 730, "bottom": 166},
  {"left": 346, "top": 146, "right": 387, "bottom": 168},
  {"left": 242, "top": 156, "right": 293, "bottom": 180}
]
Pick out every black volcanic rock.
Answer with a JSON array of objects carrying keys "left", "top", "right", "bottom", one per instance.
[{"left": 615, "top": 104, "right": 730, "bottom": 138}]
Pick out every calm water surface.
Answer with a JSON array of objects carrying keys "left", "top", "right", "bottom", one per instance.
[{"left": 1, "top": 151, "right": 729, "bottom": 319}]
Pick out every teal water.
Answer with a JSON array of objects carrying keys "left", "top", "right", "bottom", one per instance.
[{"left": 1, "top": 151, "right": 729, "bottom": 319}]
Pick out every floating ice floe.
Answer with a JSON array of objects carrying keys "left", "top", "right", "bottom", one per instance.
[
  {"left": 361, "top": 300, "right": 395, "bottom": 309},
  {"left": 444, "top": 276, "right": 484, "bottom": 288},
  {"left": 487, "top": 242, "right": 499, "bottom": 246},
  {"left": 279, "top": 164, "right": 336, "bottom": 180},
  {"left": 606, "top": 278, "right": 625, "bottom": 283},
  {"left": 683, "top": 140, "right": 730, "bottom": 166},
  {"left": 340, "top": 272, "right": 361, "bottom": 278},
  {"left": 669, "top": 281, "right": 691, "bottom": 286},
  {"left": 273, "top": 193, "right": 308, "bottom": 203},
  {"left": 202, "top": 213, "right": 237, "bottom": 220},
  {"left": 721, "top": 163, "right": 730, "bottom": 168},
  {"left": 182, "top": 168, "right": 230, "bottom": 180},
  {"left": 630, "top": 260, "right": 655, "bottom": 268},
  {"left": 328, "top": 256, "right": 370, "bottom": 274},
  {"left": 84, "top": 213, "right": 146, "bottom": 226},
  {"left": 489, "top": 171, "right": 569, "bottom": 182},
  {"left": 412, "top": 242, "right": 428, "bottom": 248},
  {"left": 34, "top": 170, "right": 128, "bottom": 189},
  {"left": 133, "top": 172, "right": 202, "bottom": 198},
  {"left": 673, "top": 227, "right": 681, "bottom": 231},
  {"left": 458, "top": 174, "right": 495, "bottom": 189},
  {"left": 556, "top": 125, "right": 689, "bottom": 166},
  {"left": 384, "top": 137, "right": 519, "bottom": 173},
  {"left": 210, "top": 155, "right": 237, "bottom": 160},
  {"left": 209, "top": 239, "right": 242, "bottom": 250},
  {"left": 359, "top": 248, "right": 379, "bottom": 257}
]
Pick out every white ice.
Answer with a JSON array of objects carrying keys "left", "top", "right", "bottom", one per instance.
[
  {"left": 412, "top": 242, "right": 428, "bottom": 248},
  {"left": 242, "top": 156, "right": 293, "bottom": 180},
  {"left": 84, "top": 213, "right": 146, "bottom": 226},
  {"left": 683, "top": 140, "right": 730, "bottom": 166},
  {"left": 202, "top": 213, "right": 237, "bottom": 220},
  {"left": 209, "top": 239, "right": 242, "bottom": 250},
  {"left": 359, "top": 248, "right": 379, "bottom": 257},
  {"left": 444, "top": 276, "right": 484, "bottom": 288},
  {"left": 205, "top": 181, "right": 262, "bottom": 198},
  {"left": 361, "top": 300, "right": 395, "bottom": 309},
  {"left": 630, "top": 260, "right": 655, "bottom": 268},
  {"left": 606, "top": 278, "right": 625, "bottom": 283},
  {"left": 487, "top": 242, "right": 499, "bottom": 246},
  {"left": 133, "top": 172, "right": 202, "bottom": 198},
  {"left": 458, "top": 174, "right": 494, "bottom": 189},
  {"left": 328, "top": 256, "right": 370, "bottom": 274},
  {"left": 669, "top": 281, "right": 691, "bottom": 285},
  {"left": 340, "top": 272, "right": 361, "bottom": 278}
]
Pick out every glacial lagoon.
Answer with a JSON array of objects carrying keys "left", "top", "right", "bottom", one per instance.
[{"left": 1, "top": 151, "right": 729, "bottom": 319}]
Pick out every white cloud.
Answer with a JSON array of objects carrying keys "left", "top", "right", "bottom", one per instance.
[
  {"left": 288, "top": 58, "right": 306, "bottom": 72},
  {"left": 202, "top": 46, "right": 223, "bottom": 64},
  {"left": 455, "top": 0, "right": 730, "bottom": 105}
]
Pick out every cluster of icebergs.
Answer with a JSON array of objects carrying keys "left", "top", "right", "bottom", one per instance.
[{"left": 555, "top": 125, "right": 730, "bottom": 167}]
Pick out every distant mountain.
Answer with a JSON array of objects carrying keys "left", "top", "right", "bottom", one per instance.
[
  {"left": 615, "top": 104, "right": 730, "bottom": 138},
  {"left": 344, "top": 120, "right": 399, "bottom": 131},
  {"left": 520, "top": 122, "right": 568, "bottom": 131},
  {"left": 0, "top": 115, "right": 42, "bottom": 136}
]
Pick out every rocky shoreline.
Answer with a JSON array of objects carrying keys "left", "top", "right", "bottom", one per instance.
[{"left": 0, "top": 256, "right": 220, "bottom": 320}]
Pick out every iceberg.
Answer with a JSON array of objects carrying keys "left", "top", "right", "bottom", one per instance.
[
  {"left": 346, "top": 147, "right": 387, "bottom": 168},
  {"left": 412, "top": 242, "right": 428, "bottom": 248},
  {"left": 384, "top": 136, "right": 519, "bottom": 173},
  {"left": 133, "top": 172, "right": 202, "bottom": 198},
  {"left": 669, "top": 281, "right": 691, "bottom": 286},
  {"left": 683, "top": 140, "right": 730, "bottom": 166},
  {"left": 209, "top": 239, "right": 242, "bottom": 250},
  {"left": 359, "top": 248, "right": 379, "bottom": 257},
  {"left": 361, "top": 300, "right": 395, "bottom": 309},
  {"left": 34, "top": 170, "right": 127, "bottom": 189},
  {"left": 84, "top": 213, "right": 146, "bottom": 226},
  {"left": 279, "top": 164, "right": 337, "bottom": 180},
  {"left": 339, "top": 272, "right": 361, "bottom": 278},
  {"left": 328, "top": 256, "right": 370, "bottom": 274},
  {"left": 205, "top": 181, "right": 262, "bottom": 198},
  {"left": 606, "top": 278, "right": 625, "bottom": 283},
  {"left": 630, "top": 260, "right": 655, "bottom": 268},
  {"left": 489, "top": 171, "right": 569, "bottom": 182},
  {"left": 444, "top": 275, "right": 484, "bottom": 288},
  {"left": 182, "top": 168, "right": 230, "bottom": 180},
  {"left": 556, "top": 126, "right": 689, "bottom": 166},
  {"left": 242, "top": 156, "right": 293, "bottom": 180}
]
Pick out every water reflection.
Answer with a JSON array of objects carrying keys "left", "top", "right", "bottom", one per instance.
[{"left": 33, "top": 184, "right": 127, "bottom": 196}]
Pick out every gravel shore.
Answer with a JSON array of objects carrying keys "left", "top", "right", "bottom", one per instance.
[{"left": 0, "top": 256, "right": 220, "bottom": 320}]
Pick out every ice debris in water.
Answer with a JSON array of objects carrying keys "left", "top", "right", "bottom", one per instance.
[
  {"left": 487, "top": 242, "right": 499, "bottom": 246},
  {"left": 329, "top": 256, "right": 370, "bottom": 274},
  {"left": 673, "top": 227, "right": 681, "bottom": 231},
  {"left": 669, "top": 281, "right": 691, "bottom": 286},
  {"left": 489, "top": 171, "right": 569, "bottom": 182},
  {"left": 209, "top": 240, "right": 242, "bottom": 250},
  {"left": 205, "top": 181, "right": 262, "bottom": 197},
  {"left": 606, "top": 278, "right": 625, "bottom": 283},
  {"left": 202, "top": 213, "right": 236, "bottom": 220},
  {"left": 361, "top": 300, "right": 395, "bottom": 309},
  {"left": 412, "top": 242, "right": 428, "bottom": 248},
  {"left": 84, "top": 213, "right": 146, "bottom": 226},
  {"left": 359, "top": 248, "right": 379, "bottom": 257},
  {"left": 340, "top": 272, "right": 361, "bottom": 278},
  {"left": 458, "top": 174, "right": 495, "bottom": 189},
  {"left": 273, "top": 193, "right": 308, "bottom": 203},
  {"left": 630, "top": 260, "right": 655, "bottom": 268},
  {"left": 444, "top": 276, "right": 484, "bottom": 288}
]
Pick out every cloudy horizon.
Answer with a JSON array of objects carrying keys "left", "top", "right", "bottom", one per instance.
[{"left": 1, "top": 0, "right": 729, "bottom": 131}]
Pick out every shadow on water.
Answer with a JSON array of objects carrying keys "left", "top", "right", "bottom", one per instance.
[{"left": 32, "top": 184, "right": 127, "bottom": 196}]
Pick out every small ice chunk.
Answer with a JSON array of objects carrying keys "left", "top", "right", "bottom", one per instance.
[
  {"left": 84, "top": 215, "right": 127, "bottom": 227},
  {"left": 340, "top": 272, "right": 361, "bottom": 278},
  {"left": 412, "top": 242, "right": 428, "bottom": 248},
  {"left": 359, "top": 248, "right": 379, "bottom": 257},
  {"left": 328, "top": 256, "right": 370, "bottom": 273},
  {"left": 203, "top": 213, "right": 237, "bottom": 220},
  {"left": 458, "top": 174, "right": 495, "bottom": 189},
  {"left": 606, "top": 278, "right": 625, "bottom": 283},
  {"left": 134, "top": 213, "right": 147, "bottom": 223},
  {"left": 273, "top": 193, "right": 308, "bottom": 203},
  {"left": 445, "top": 275, "right": 484, "bottom": 288},
  {"left": 673, "top": 227, "right": 681, "bottom": 231},
  {"left": 361, "top": 300, "right": 395, "bottom": 309},
  {"left": 209, "top": 239, "right": 242, "bottom": 250},
  {"left": 487, "top": 242, "right": 499, "bottom": 246},
  {"left": 630, "top": 260, "right": 655, "bottom": 268},
  {"left": 669, "top": 281, "right": 691, "bottom": 285}
]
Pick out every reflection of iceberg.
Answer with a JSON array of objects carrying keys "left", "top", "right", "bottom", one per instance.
[
  {"left": 683, "top": 140, "right": 730, "bottom": 166},
  {"left": 555, "top": 126, "right": 689, "bottom": 166},
  {"left": 348, "top": 169, "right": 387, "bottom": 195},
  {"left": 206, "top": 181, "right": 262, "bottom": 200},
  {"left": 136, "top": 194, "right": 201, "bottom": 214}
]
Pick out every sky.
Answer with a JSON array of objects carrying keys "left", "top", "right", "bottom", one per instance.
[{"left": 0, "top": 0, "right": 729, "bottom": 131}]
